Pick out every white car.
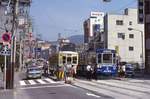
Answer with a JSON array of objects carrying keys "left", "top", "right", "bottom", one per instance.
[{"left": 26, "top": 66, "right": 43, "bottom": 79}]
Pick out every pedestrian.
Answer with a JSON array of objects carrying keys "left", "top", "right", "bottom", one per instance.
[
  {"left": 72, "top": 65, "right": 77, "bottom": 79},
  {"left": 86, "top": 64, "right": 92, "bottom": 80},
  {"left": 44, "top": 65, "right": 48, "bottom": 77},
  {"left": 93, "top": 65, "right": 97, "bottom": 80},
  {"left": 63, "top": 64, "right": 67, "bottom": 82},
  {"left": 122, "top": 64, "right": 126, "bottom": 77}
]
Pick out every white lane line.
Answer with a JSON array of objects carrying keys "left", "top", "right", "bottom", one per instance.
[
  {"left": 36, "top": 79, "right": 47, "bottom": 84},
  {"left": 19, "top": 84, "right": 69, "bottom": 90},
  {"left": 86, "top": 93, "right": 100, "bottom": 98},
  {"left": 45, "top": 78, "right": 56, "bottom": 83},
  {"left": 28, "top": 80, "right": 37, "bottom": 85},
  {"left": 20, "top": 81, "right": 26, "bottom": 86}
]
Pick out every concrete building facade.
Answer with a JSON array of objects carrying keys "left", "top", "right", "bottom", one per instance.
[{"left": 105, "top": 8, "right": 145, "bottom": 66}]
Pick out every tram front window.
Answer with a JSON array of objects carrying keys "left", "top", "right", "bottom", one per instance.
[
  {"left": 63, "top": 56, "right": 66, "bottom": 64},
  {"left": 103, "top": 54, "right": 112, "bottom": 63},
  {"left": 67, "top": 57, "right": 71, "bottom": 64},
  {"left": 73, "top": 56, "right": 77, "bottom": 64}
]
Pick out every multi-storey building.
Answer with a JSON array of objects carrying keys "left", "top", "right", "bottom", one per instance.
[
  {"left": 144, "top": 0, "right": 150, "bottom": 73},
  {"left": 83, "top": 11, "right": 104, "bottom": 43},
  {"left": 105, "top": 8, "right": 144, "bottom": 67}
]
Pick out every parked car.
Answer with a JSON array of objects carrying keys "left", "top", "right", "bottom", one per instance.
[
  {"left": 125, "top": 64, "right": 135, "bottom": 77},
  {"left": 26, "top": 66, "right": 43, "bottom": 79}
]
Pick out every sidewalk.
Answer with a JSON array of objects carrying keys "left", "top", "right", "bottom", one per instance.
[{"left": 0, "top": 70, "right": 24, "bottom": 90}]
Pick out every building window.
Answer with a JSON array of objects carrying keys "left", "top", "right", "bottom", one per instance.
[
  {"left": 129, "top": 21, "right": 132, "bottom": 25},
  {"left": 129, "top": 46, "right": 134, "bottom": 51},
  {"left": 129, "top": 34, "right": 134, "bottom": 38},
  {"left": 118, "top": 33, "right": 125, "bottom": 39},
  {"left": 116, "top": 20, "right": 123, "bottom": 25}
]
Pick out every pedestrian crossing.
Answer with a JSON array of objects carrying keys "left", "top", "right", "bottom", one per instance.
[{"left": 19, "top": 78, "right": 57, "bottom": 86}]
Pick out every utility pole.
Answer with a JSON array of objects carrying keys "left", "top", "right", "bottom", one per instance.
[
  {"left": 19, "top": 33, "right": 23, "bottom": 71},
  {"left": 4, "top": 46, "right": 7, "bottom": 90},
  {"left": 6, "top": 0, "right": 19, "bottom": 89}
]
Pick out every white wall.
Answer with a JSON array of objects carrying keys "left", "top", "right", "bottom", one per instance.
[{"left": 106, "top": 8, "right": 145, "bottom": 64}]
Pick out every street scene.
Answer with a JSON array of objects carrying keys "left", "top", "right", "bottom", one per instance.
[{"left": 0, "top": 0, "right": 150, "bottom": 99}]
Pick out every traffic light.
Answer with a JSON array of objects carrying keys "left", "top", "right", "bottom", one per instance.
[{"left": 138, "top": 0, "right": 144, "bottom": 24}]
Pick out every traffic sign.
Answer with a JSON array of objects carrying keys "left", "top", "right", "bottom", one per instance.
[
  {"left": 0, "top": 51, "right": 11, "bottom": 56},
  {"left": 0, "top": 46, "right": 11, "bottom": 56},
  {"left": 2, "top": 33, "right": 11, "bottom": 42},
  {"left": 35, "top": 48, "right": 41, "bottom": 52}
]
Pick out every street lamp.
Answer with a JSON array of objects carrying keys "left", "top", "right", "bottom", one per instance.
[{"left": 128, "top": 28, "right": 144, "bottom": 74}]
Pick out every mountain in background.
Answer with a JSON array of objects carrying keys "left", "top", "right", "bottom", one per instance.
[{"left": 67, "top": 35, "right": 84, "bottom": 45}]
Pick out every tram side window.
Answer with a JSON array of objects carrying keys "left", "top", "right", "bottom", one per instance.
[
  {"left": 63, "top": 56, "right": 66, "bottom": 64},
  {"left": 113, "top": 54, "right": 116, "bottom": 63},
  {"left": 98, "top": 54, "right": 101, "bottom": 63},
  {"left": 67, "top": 57, "right": 71, "bottom": 64},
  {"left": 73, "top": 56, "right": 77, "bottom": 64}
]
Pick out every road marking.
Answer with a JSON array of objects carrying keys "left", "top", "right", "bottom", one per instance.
[
  {"left": 19, "top": 81, "right": 26, "bottom": 86},
  {"left": 28, "top": 80, "right": 36, "bottom": 85},
  {"left": 36, "top": 79, "right": 47, "bottom": 84},
  {"left": 86, "top": 93, "right": 100, "bottom": 98},
  {"left": 45, "top": 78, "right": 56, "bottom": 83},
  {"left": 19, "top": 84, "right": 69, "bottom": 90},
  {"left": 19, "top": 78, "right": 57, "bottom": 86}
]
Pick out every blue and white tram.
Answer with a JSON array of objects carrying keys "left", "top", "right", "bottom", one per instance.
[{"left": 96, "top": 49, "right": 117, "bottom": 76}]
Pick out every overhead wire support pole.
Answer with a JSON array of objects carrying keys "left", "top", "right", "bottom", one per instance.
[{"left": 7, "top": 0, "right": 19, "bottom": 89}]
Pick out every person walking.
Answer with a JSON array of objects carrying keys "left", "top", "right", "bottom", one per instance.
[
  {"left": 86, "top": 64, "right": 92, "bottom": 80},
  {"left": 72, "top": 65, "right": 77, "bottom": 79},
  {"left": 122, "top": 64, "right": 126, "bottom": 77},
  {"left": 44, "top": 65, "right": 48, "bottom": 77},
  {"left": 63, "top": 64, "right": 67, "bottom": 82}
]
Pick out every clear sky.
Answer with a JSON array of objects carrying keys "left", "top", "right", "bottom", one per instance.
[{"left": 30, "top": 0, "right": 137, "bottom": 41}]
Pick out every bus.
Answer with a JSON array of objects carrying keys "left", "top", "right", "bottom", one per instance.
[{"left": 96, "top": 49, "right": 117, "bottom": 76}]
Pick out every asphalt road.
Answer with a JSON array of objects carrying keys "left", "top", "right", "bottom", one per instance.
[
  {"left": 1, "top": 70, "right": 150, "bottom": 99},
  {"left": 0, "top": 83, "right": 112, "bottom": 99},
  {"left": 0, "top": 70, "right": 111, "bottom": 99}
]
